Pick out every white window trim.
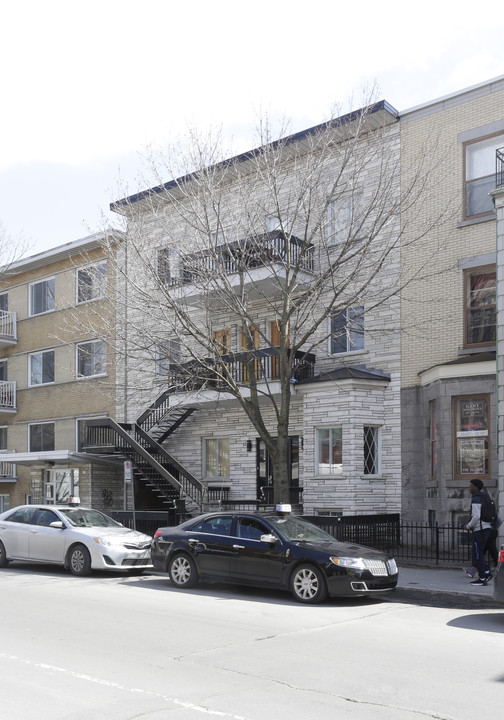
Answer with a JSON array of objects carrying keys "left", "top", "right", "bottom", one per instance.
[
  {"left": 28, "top": 349, "right": 55, "bottom": 387},
  {"left": 29, "top": 276, "right": 55, "bottom": 317},
  {"left": 315, "top": 425, "right": 343, "bottom": 477},
  {"left": 28, "top": 421, "right": 55, "bottom": 452},
  {"left": 203, "top": 437, "right": 230, "bottom": 479},
  {"left": 329, "top": 306, "right": 365, "bottom": 356},
  {"left": 76, "top": 261, "right": 107, "bottom": 304},
  {"left": 76, "top": 340, "right": 107, "bottom": 379}
]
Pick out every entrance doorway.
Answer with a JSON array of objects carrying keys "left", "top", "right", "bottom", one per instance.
[{"left": 256, "top": 436, "right": 300, "bottom": 503}]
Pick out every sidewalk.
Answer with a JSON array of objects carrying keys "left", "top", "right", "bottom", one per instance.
[{"left": 393, "top": 565, "right": 502, "bottom": 608}]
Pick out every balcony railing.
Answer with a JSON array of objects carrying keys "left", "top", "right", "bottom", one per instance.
[
  {"left": 497, "top": 147, "right": 504, "bottom": 189},
  {"left": 0, "top": 310, "right": 17, "bottom": 345},
  {"left": 0, "top": 381, "right": 16, "bottom": 411},
  {"left": 0, "top": 450, "right": 16, "bottom": 480},
  {"left": 167, "top": 348, "right": 315, "bottom": 391},
  {"left": 178, "top": 231, "right": 314, "bottom": 285}
]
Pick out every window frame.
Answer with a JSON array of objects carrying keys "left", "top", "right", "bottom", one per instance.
[
  {"left": 29, "top": 349, "right": 55, "bottom": 386},
  {"left": 203, "top": 437, "right": 230, "bottom": 478},
  {"left": 326, "top": 191, "right": 364, "bottom": 244},
  {"left": 363, "top": 425, "right": 381, "bottom": 476},
  {"left": 463, "top": 265, "right": 496, "bottom": 349},
  {"left": 29, "top": 277, "right": 55, "bottom": 317},
  {"left": 315, "top": 426, "right": 343, "bottom": 476},
  {"left": 29, "top": 421, "right": 55, "bottom": 452},
  {"left": 76, "top": 261, "right": 107, "bottom": 304},
  {"left": 330, "top": 306, "right": 365, "bottom": 355},
  {"left": 463, "top": 132, "right": 504, "bottom": 221},
  {"left": 453, "top": 395, "right": 490, "bottom": 481},
  {"left": 76, "top": 339, "right": 107, "bottom": 379},
  {"left": 155, "top": 339, "right": 181, "bottom": 375}
]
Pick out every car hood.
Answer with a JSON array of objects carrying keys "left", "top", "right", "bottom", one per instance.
[
  {"left": 292, "top": 538, "right": 390, "bottom": 560},
  {"left": 67, "top": 526, "right": 152, "bottom": 545}
]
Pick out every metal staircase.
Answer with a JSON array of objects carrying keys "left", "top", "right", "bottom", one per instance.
[{"left": 82, "top": 397, "right": 204, "bottom": 512}]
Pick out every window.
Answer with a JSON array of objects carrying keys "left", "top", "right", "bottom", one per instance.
[
  {"left": 156, "top": 340, "right": 181, "bottom": 375},
  {"left": 363, "top": 426, "right": 380, "bottom": 475},
  {"left": 29, "top": 350, "right": 55, "bottom": 385},
  {"left": 204, "top": 438, "right": 230, "bottom": 477},
  {"left": 29, "top": 422, "right": 55, "bottom": 452},
  {"left": 464, "top": 133, "right": 504, "bottom": 219},
  {"left": 265, "top": 215, "right": 282, "bottom": 232},
  {"left": 77, "top": 262, "right": 107, "bottom": 303},
  {"left": 327, "top": 192, "right": 364, "bottom": 243},
  {"left": 453, "top": 396, "right": 489, "bottom": 480},
  {"left": 44, "top": 468, "right": 79, "bottom": 504},
  {"left": 35, "top": 508, "right": 59, "bottom": 527},
  {"left": 330, "top": 306, "right": 364, "bottom": 354},
  {"left": 0, "top": 360, "right": 7, "bottom": 382},
  {"left": 191, "top": 515, "right": 232, "bottom": 535},
  {"left": 0, "top": 495, "right": 9, "bottom": 513},
  {"left": 316, "top": 427, "right": 342, "bottom": 475},
  {"left": 29, "top": 278, "right": 55, "bottom": 316},
  {"left": 5, "top": 506, "right": 36, "bottom": 523},
  {"left": 237, "top": 517, "right": 269, "bottom": 540},
  {"left": 77, "top": 340, "right": 106, "bottom": 378},
  {"left": 0, "top": 426, "right": 7, "bottom": 450},
  {"left": 0, "top": 294, "right": 7, "bottom": 311},
  {"left": 464, "top": 266, "right": 496, "bottom": 347},
  {"left": 430, "top": 401, "right": 438, "bottom": 480},
  {"left": 157, "top": 247, "right": 177, "bottom": 284}
]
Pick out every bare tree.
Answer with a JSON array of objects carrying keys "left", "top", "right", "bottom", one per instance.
[{"left": 99, "top": 98, "right": 450, "bottom": 504}]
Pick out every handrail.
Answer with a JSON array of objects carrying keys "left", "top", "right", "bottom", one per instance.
[{"left": 82, "top": 418, "right": 204, "bottom": 509}]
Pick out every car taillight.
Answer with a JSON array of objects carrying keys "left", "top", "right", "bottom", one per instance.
[
  {"left": 154, "top": 529, "right": 163, "bottom": 540},
  {"left": 498, "top": 549, "right": 504, "bottom": 564}
]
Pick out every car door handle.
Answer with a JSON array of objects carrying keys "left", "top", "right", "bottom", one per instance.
[{"left": 233, "top": 544, "right": 245, "bottom": 549}]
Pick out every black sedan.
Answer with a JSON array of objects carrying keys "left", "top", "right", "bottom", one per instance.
[{"left": 152, "top": 510, "right": 398, "bottom": 603}]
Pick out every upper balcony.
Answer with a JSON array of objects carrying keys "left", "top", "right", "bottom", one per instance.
[
  {"left": 166, "top": 348, "right": 316, "bottom": 405},
  {"left": 0, "top": 381, "right": 17, "bottom": 413},
  {"left": 173, "top": 231, "right": 315, "bottom": 305},
  {"left": 0, "top": 311, "right": 17, "bottom": 347}
]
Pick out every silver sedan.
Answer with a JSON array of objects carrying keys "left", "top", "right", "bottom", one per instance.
[{"left": 0, "top": 504, "right": 152, "bottom": 576}]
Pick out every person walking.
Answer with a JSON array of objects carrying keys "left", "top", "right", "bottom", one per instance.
[{"left": 464, "top": 478, "right": 493, "bottom": 586}]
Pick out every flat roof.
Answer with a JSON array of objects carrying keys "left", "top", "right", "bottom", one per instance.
[{"left": 111, "top": 100, "right": 399, "bottom": 212}]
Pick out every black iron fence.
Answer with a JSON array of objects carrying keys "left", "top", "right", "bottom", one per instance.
[{"left": 112, "top": 509, "right": 473, "bottom": 566}]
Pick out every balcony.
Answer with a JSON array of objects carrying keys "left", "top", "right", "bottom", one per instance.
[
  {"left": 0, "top": 381, "right": 16, "bottom": 413},
  {"left": 174, "top": 231, "right": 315, "bottom": 305},
  {"left": 497, "top": 147, "right": 504, "bottom": 189},
  {"left": 0, "top": 450, "right": 16, "bottom": 481},
  {"left": 0, "top": 311, "right": 17, "bottom": 347},
  {"left": 167, "top": 348, "right": 315, "bottom": 397}
]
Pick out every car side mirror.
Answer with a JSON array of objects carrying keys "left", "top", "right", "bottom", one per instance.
[
  {"left": 260, "top": 533, "right": 278, "bottom": 544},
  {"left": 50, "top": 521, "right": 65, "bottom": 529}
]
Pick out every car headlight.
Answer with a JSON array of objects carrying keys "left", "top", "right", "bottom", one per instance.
[
  {"left": 93, "top": 537, "right": 113, "bottom": 547},
  {"left": 330, "top": 556, "right": 366, "bottom": 570}
]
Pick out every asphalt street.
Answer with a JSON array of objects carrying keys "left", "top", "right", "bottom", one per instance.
[{"left": 0, "top": 563, "right": 502, "bottom": 720}]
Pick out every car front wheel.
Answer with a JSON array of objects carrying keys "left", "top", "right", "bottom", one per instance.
[
  {"left": 68, "top": 544, "right": 92, "bottom": 576},
  {"left": 0, "top": 540, "right": 9, "bottom": 568},
  {"left": 290, "top": 564, "right": 328, "bottom": 604},
  {"left": 168, "top": 553, "right": 198, "bottom": 589}
]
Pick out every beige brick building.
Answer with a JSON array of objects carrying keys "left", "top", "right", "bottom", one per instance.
[
  {"left": 0, "top": 233, "right": 124, "bottom": 513},
  {"left": 400, "top": 75, "right": 504, "bottom": 522}
]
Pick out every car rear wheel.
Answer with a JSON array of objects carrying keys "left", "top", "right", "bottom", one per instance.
[
  {"left": 68, "top": 544, "right": 92, "bottom": 576},
  {"left": 290, "top": 564, "right": 328, "bottom": 604},
  {"left": 0, "top": 540, "right": 9, "bottom": 568},
  {"left": 168, "top": 553, "right": 198, "bottom": 589}
]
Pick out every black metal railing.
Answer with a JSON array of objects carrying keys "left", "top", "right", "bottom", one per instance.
[
  {"left": 178, "top": 231, "right": 314, "bottom": 285},
  {"left": 306, "top": 516, "right": 472, "bottom": 566},
  {"left": 167, "top": 348, "right": 315, "bottom": 391},
  {"left": 114, "top": 510, "right": 473, "bottom": 566},
  {"left": 497, "top": 146, "right": 504, "bottom": 189}
]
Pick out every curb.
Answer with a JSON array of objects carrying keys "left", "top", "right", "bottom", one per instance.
[{"left": 390, "top": 587, "right": 503, "bottom": 610}]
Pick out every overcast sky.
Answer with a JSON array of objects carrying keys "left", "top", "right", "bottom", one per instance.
[{"left": 2, "top": 0, "right": 504, "bottom": 259}]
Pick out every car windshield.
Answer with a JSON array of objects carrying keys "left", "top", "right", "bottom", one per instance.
[
  {"left": 269, "top": 516, "right": 335, "bottom": 542},
  {"left": 59, "top": 508, "right": 122, "bottom": 528}
]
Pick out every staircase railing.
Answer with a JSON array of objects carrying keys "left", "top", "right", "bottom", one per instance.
[{"left": 81, "top": 418, "right": 204, "bottom": 510}]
